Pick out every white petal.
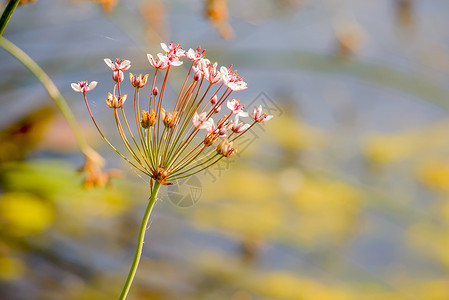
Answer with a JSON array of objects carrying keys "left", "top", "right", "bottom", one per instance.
[
  {"left": 88, "top": 81, "right": 98, "bottom": 90},
  {"left": 104, "top": 58, "right": 113, "bottom": 69},
  {"left": 71, "top": 83, "right": 81, "bottom": 92},
  {"left": 238, "top": 111, "right": 249, "bottom": 118},
  {"left": 206, "top": 118, "right": 216, "bottom": 132},
  {"left": 158, "top": 53, "right": 169, "bottom": 62},
  {"left": 227, "top": 99, "right": 236, "bottom": 110},
  {"left": 170, "top": 60, "right": 183, "bottom": 66},
  {"left": 186, "top": 49, "right": 193, "bottom": 59},
  {"left": 122, "top": 60, "right": 131, "bottom": 70},
  {"left": 192, "top": 112, "right": 200, "bottom": 127},
  {"left": 263, "top": 115, "right": 273, "bottom": 123},
  {"left": 160, "top": 43, "right": 169, "bottom": 52},
  {"left": 241, "top": 124, "right": 250, "bottom": 131}
]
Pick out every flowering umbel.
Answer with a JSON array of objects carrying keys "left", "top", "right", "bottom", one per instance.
[
  {"left": 72, "top": 42, "right": 272, "bottom": 186},
  {"left": 71, "top": 42, "right": 273, "bottom": 300}
]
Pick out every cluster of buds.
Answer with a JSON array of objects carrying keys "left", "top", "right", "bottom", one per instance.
[{"left": 72, "top": 42, "right": 272, "bottom": 185}]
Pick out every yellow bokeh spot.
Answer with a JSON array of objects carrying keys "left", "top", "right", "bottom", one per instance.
[
  {"left": 363, "top": 135, "right": 411, "bottom": 165},
  {"left": 416, "top": 160, "right": 449, "bottom": 192},
  {"left": 0, "top": 192, "right": 55, "bottom": 236},
  {"left": 0, "top": 255, "right": 26, "bottom": 281},
  {"left": 266, "top": 115, "right": 326, "bottom": 151},
  {"left": 251, "top": 272, "right": 353, "bottom": 300},
  {"left": 291, "top": 178, "right": 361, "bottom": 245}
]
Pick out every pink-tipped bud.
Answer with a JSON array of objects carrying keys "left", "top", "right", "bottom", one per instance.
[
  {"left": 152, "top": 86, "right": 159, "bottom": 96},
  {"left": 214, "top": 106, "right": 221, "bottom": 113},
  {"left": 218, "top": 127, "right": 227, "bottom": 137},
  {"left": 113, "top": 70, "right": 124, "bottom": 82},
  {"left": 194, "top": 73, "right": 200, "bottom": 81},
  {"left": 210, "top": 95, "right": 218, "bottom": 104}
]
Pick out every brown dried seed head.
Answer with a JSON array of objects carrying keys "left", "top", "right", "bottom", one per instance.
[
  {"left": 140, "top": 110, "right": 156, "bottom": 128},
  {"left": 217, "top": 139, "right": 237, "bottom": 157},
  {"left": 204, "top": 132, "right": 219, "bottom": 147}
]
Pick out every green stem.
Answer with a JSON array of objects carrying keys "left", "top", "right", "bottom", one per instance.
[
  {"left": 0, "top": 0, "right": 20, "bottom": 37},
  {"left": 0, "top": 37, "right": 96, "bottom": 158},
  {"left": 119, "top": 181, "right": 161, "bottom": 300}
]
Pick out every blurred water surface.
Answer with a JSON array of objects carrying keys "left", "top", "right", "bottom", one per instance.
[{"left": 1, "top": 0, "right": 449, "bottom": 299}]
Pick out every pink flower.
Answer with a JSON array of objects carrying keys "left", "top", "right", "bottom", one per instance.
[
  {"left": 187, "top": 46, "right": 205, "bottom": 62},
  {"left": 231, "top": 116, "right": 250, "bottom": 133},
  {"left": 227, "top": 99, "right": 248, "bottom": 117},
  {"left": 192, "top": 112, "right": 214, "bottom": 130},
  {"left": 204, "top": 61, "right": 222, "bottom": 84},
  {"left": 147, "top": 53, "right": 169, "bottom": 70},
  {"left": 205, "top": 118, "right": 217, "bottom": 133},
  {"left": 104, "top": 58, "right": 131, "bottom": 72},
  {"left": 161, "top": 42, "right": 185, "bottom": 66},
  {"left": 71, "top": 81, "right": 98, "bottom": 93},
  {"left": 252, "top": 105, "right": 273, "bottom": 123},
  {"left": 161, "top": 42, "right": 185, "bottom": 58},
  {"left": 220, "top": 65, "right": 247, "bottom": 91}
]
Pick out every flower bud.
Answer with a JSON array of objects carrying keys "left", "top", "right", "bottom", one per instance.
[
  {"left": 112, "top": 70, "right": 124, "bottom": 82},
  {"left": 193, "top": 73, "right": 200, "bottom": 81},
  {"left": 214, "top": 106, "right": 221, "bottom": 113},
  {"left": 210, "top": 95, "right": 217, "bottom": 104},
  {"left": 218, "top": 127, "right": 227, "bottom": 137},
  {"left": 140, "top": 110, "right": 156, "bottom": 128},
  {"left": 152, "top": 86, "right": 159, "bottom": 96}
]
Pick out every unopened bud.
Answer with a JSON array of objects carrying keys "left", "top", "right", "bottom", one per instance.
[
  {"left": 218, "top": 127, "right": 227, "bottom": 137},
  {"left": 214, "top": 106, "right": 221, "bottom": 113},
  {"left": 193, "top": 73, "right": 200, "bottom": 81},
  {"left": 210, "top": 95, "right": 218, "bottom": 104},
  {"left": 152, "top": 86, "right": 159, "bottom": 96},
  {"left": 113, "top": 70, "right": 124, "bottom": 82}
]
